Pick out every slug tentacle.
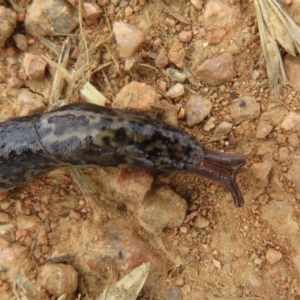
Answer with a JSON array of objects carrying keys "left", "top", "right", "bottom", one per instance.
[
  {"left": 193, "top": 148, "right": 245, "bottom": 207},
  {"left": 0, "top": 103, "right": 246, "bottom": 206}
]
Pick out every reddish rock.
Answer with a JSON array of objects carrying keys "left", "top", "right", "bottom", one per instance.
[
  {"left": 113, "top": 81, "right": 159, "bottom": 110},
  {"left": 83, "top": 2, "right": 102, "bottom": 25},
  {"left": 168, "top": 42, "right": 185, "bottom": 68},
  {"left": 17, "top": 88, "right": 46, "bottom": 116},
  {"left": 23, "top": 53, "right": 47, "bottom": 80},
  {"left": 204, "top": 0, "right": 237, "bottom": 30},
  {"left": 194, "top": 52, "right": 237, "bottom": 85},
  {"left": 0, "top": 6, "right": 16, "bottom": 47},
  {"left": 178, "top": 31, "right": 193, "bottom": 43},
  {"left": 191, "top": 0, "right": 203, "bottom": 10},
  {"left": 17, "top": 215, "right": 41, "bottom": 230},
  {"left": 266, "top": 249, "right": 283, "bottom": 265},
  {"left": 278, "top": 147, "right": 289, "bottom": 162},
  {"left": 115, "top": 170, "right": 153, "bottom": 206},
  {"left": 185, "top": 95, "right": 212, "bottom": 126},
  {"left": 287, "top": 133, "right": 300, "bottom": 147},
  {"left": 86, "top": 223, "right": 161, "bottom": 271},
  {"left": 207, "top": 29, "right": 227, "bottom": 45},
  {"left": 155, "top": 47, "right": 169, "bottom": 69},
  {"left": 113, "top": 21, "right": 144, "bottom": 58}
]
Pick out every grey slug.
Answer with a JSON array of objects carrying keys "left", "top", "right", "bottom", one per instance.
[{"left": 0, "top": 103, "right": 246, "bottom": 207}]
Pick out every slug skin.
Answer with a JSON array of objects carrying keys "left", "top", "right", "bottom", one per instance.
[{"left": 0, "top": 103, "right": 246, "bottom": 206}]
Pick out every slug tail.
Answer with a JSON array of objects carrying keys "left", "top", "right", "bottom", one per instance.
[{"left": 195, "top": 148, "right": 246, "bottom": 207}]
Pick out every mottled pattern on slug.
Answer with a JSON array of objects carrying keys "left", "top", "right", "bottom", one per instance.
[
  {"left": 0, "top": 103, "right": 203, "bottom": 191},
  {"left": 35, "top": 103, "right": 204, "bottom": 171},
  {"left": 0, "top": 103, "right": 245, "bottom": 206}
]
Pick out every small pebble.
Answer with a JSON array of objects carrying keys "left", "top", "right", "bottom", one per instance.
[
  {"left": 13, "top": 34, "right": 28, "bottom": 51},
  {"left": 203, "top": 117, "right": 216, "bottom": 132},
  {"left": 207, "top": 29, "right": 227, "bottom": 45},
  {"left": 278, "top": 147, "right": 289, "bottom": 162},
  {"left": 249, "top": 160, "right": 273, "bottom": 182},
  {"left": 281, "top": 111, "right": 300, "bottom": 131},
  {"left": 276, "top": 133, "right": 286, "bottom": 145},
  {"left": 168, "top": 42, "right": 185, "bottom": 68},
  {"left": 17, "top": 215, "right": 40, "bottom": 230},
  {"left": 178, "top": 31, "right": 192, "bottom": 43},
  {"left": 195, "top": 216, "right": 210, "bottom": 228},
  {"left": 286, "top": 160, "right": 300, "bottom": 191},
  {"left": 83, "top": 2, "right": 102, "bottom": 25},
  {"left": 23, "top": 53, "right": 47, "bottom": 80},
  {"left": 166, "top": 83, "right": 185, "bottom": 99},
  {"left": 287, "top": 133, "right": 299, "bottom": 147},
  {"left": 155, "top": 47, "right": 168, "bottom": 69},
  {"left": 230, "top": 96, "right": 260, "bottom": 124},
  {"left": 256, "top": 120, "right": 273, "bottom": 139},
  {"left": 185, "top": 95, "right": 212, "bottom": 126},
  {"left": 213, "top": 121, "right": 232, "bottom": 140},
  {"left": 17, "top": 88, "right": 46, "bottom": 116},
  {"left": 265, "top": 248, "right": 283, "bottom": 265},
  {"left": 138, "top": 187, "right": 187, "bottom": 232},
  {"left": 194, "top": 52, "right": 237, "bottom": 85},
  {"left": 113, "top": 21, "right": 144, "bottom": 58},
  {"left": 191, "top": 0, "right": 203, "bottom": 10},
  {"left": 213, "top": 259, "right": 221, "bottom": 269},
  {"left": 180, "top": 226, "right": 188, "bottom": 233},
  {"left": 113, "top": 81, "right": 159, "bottom": 110}
]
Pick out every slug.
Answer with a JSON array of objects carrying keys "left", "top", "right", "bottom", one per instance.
[{"left": 0, "top": 103, "right": 246, "bottom": 207}]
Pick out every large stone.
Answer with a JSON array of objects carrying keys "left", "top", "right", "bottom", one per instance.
[{"left": 25, "top": 0, "right": 78, "bottom": 36}]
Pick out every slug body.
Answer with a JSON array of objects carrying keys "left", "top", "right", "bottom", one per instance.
[{"left": 0, "top": 103, "right": 245, "bottom": 206}]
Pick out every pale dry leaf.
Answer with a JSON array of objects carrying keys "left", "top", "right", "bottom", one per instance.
[
  {"left": 80, "top": 82, "right": 107, "bottom": 106},
  {"left": 253, "top": 0, "right": 300, "bottom": 97},
  {"left": 97, "top": 263, "right": 150, "bottom": 300}
]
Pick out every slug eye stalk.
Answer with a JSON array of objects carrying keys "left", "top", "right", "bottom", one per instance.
[{"left": 195, "top": 148, "right": 246, "bottom": 207}]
